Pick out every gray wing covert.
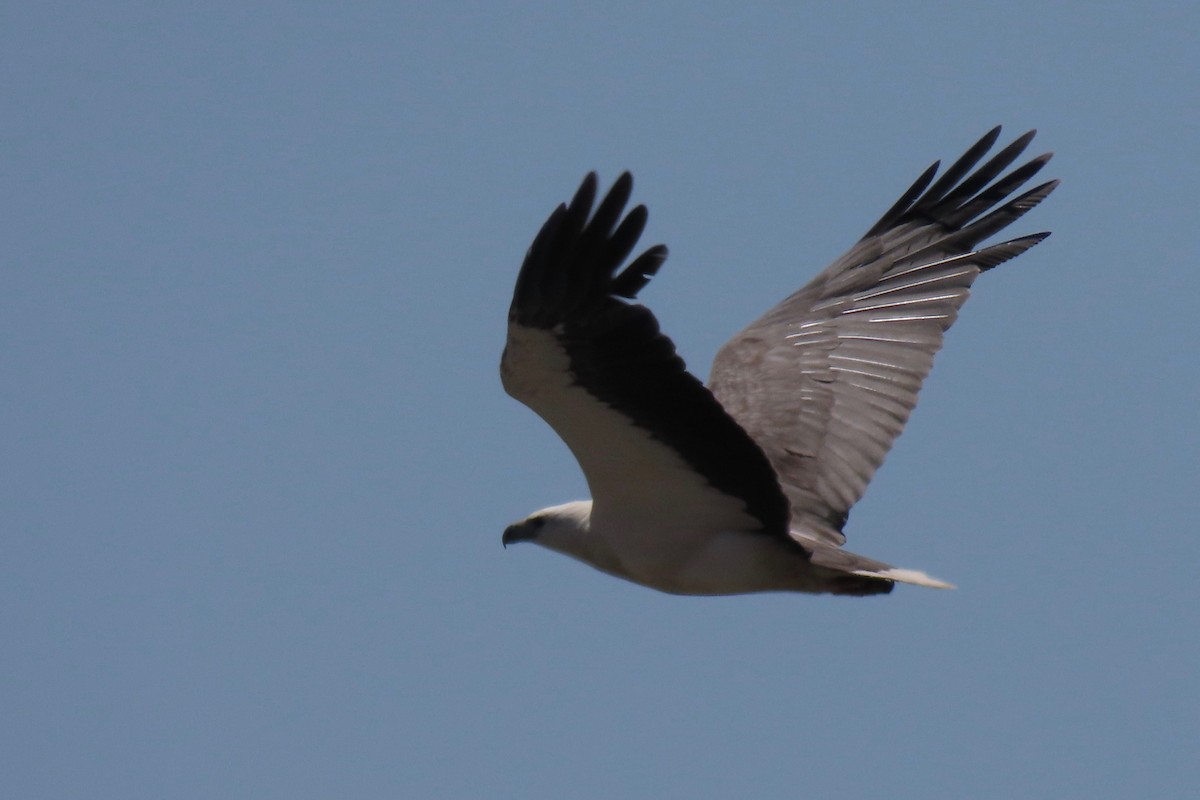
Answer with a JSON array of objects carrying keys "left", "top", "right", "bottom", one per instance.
[{"left": 708, "top": 127, "right": 1057, "bottom": 546}]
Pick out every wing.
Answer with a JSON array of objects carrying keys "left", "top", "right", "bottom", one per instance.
[
  {"left": 708, "top": 127, "right": 1057, "bottom": 547},
  {"left": 503, "top": 173, "right": 790, "bottom": 536}
]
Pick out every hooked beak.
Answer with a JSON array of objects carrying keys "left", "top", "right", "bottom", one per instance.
[{"left": 502, "top": 522, "right": 537, "bottom": 548}]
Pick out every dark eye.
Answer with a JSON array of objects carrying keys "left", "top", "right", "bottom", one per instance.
[{"left": 529, "top": 517, "right": 546, "bottom": 530}]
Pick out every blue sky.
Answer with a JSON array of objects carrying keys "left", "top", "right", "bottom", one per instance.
[{"left": 3, "top": 3, "right": 1197, "bottom": 798}]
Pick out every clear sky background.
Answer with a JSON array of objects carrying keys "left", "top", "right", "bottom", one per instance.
[{"left": 3, "top": 3, "right": 1197, "bottom": 798}]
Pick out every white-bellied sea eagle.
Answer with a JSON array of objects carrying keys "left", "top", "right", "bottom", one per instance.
[{"left": 501, "top": 127, "right": 1056, "bottom": 596}]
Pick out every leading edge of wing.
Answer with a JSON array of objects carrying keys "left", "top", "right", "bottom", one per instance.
[{"left": 504, "top": 173, "right": 791, "bottom": 535}]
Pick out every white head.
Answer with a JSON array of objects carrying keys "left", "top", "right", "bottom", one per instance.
[
  {"left": 503, "top": 499, "right": 592, "bottom": 549},
  {"left": 503, "top": 500, "right": 634, "bottom": 577}
]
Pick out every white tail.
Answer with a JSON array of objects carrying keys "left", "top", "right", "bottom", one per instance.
[{"left": 852, "top": 567, "right": 956, "bottom": 590}]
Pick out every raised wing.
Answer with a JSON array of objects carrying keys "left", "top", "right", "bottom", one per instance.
[
  {"left": 708, "top": 127, "right": 1057, "bottom": 547},
  {"left": 503, "top": 173, "right": 790, "bottom": 536}
]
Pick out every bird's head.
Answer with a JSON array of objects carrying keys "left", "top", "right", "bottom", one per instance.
[{"left": 502, "top": 500, "right": 593, "bottom": 554}]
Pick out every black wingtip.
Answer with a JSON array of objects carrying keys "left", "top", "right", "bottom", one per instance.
[
  {"left": 575, "top": 171, "right": 599, "bottom": 198},
  {"left": 863, "top": 160, "right": 940, "bottom": 238},
  {"left": 611, "top": 243, "right": 669, "bottom": 299},
  {"left": 974, "top": 230, "right": 1051, "bottom": 271},
  {"left": 510, "top": 172, "right": 670, "bottom": 324},
  {"left": 861, "top": 127, "right": 1056, "bottom": 248}
]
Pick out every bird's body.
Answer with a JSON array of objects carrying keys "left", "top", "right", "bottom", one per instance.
[{"left": 501, "top": 128, "right": 1056, "bottom": 596}]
